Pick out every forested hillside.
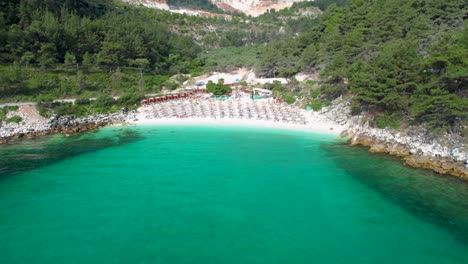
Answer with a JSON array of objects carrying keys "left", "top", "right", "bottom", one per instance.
[
  {"left": 258, "top": 0, "right": 467, "bottom": 132},
  {"left": 0, "top": 0, "right": 466, "bottom": 134},
  {"left": 0, "top": 0, "right": 200, "bottom": 100},
  {"left": 0, "top": 0, "right": 201, "bottom": 71},
  {"left": 0, "top": 0, "right": 285, "bottom": 101},
  {"left": 167, "top": 0, "right": 223, "bottom": 13},
  {"left": 0, "top": 0, "right": 316, "bottom": 102}
]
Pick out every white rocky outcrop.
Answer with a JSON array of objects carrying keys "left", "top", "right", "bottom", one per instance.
[
  {"left": 0, "top": 106, "right": 50, "bottom": 138},
  {"left": 212, "top": 0, "right": 307, "bottom": 16},
  {"left": 120, "top": 0, "right": 309, "bottom": 16},
  {"left": 0, "top": 106, "right": 137, "bottom": 140},
  {"left": 317, "top": 97, "right": 467, "bottom": 164}
]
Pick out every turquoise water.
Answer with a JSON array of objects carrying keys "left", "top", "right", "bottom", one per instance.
[{"left": 0, "top": 125, "right": 467, "bottom": 264}]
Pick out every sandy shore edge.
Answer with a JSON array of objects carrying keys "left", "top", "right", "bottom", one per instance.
[{"left": 130, "top": 112, "right": 346, "bottom": 136}]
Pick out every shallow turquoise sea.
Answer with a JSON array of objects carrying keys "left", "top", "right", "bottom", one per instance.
[{"left": 0, "top": 125, "right": 467, "bottom": 264}]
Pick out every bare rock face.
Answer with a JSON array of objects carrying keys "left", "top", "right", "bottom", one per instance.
[
  {"left": 120, "top": 0, "right": 310, "bottom": 16},
  {"left": 348, "top": 131, "right": 468, "bottom": 180},
  {"left": 121, "top": 0, "right": 169, "bottom": 10},
  {"left": 404, "top": 155, "right": 468, "bottom": 180},
  {"left": 323, "top": 96, "right": 468, "bottom": 180},
  {"left": 1, "top": 108, "right": 136, "bottom": 144},
  {"left": 368, "top": 143, "right": 387, "bottom": 153},
  {"left": 211, "top": 0, "right": 308, "bottom": 16}
]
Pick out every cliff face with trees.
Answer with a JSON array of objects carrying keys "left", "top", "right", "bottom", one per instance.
[{"left": 257, "top": 0, "right": 467, "bottom": 134}]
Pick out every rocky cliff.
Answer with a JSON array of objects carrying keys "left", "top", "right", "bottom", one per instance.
[
  {"left": 121, "top": 0, "right": 308, "bottom": 16},
  {"left": 0, "top": 106, "right": 136, "bottom": 144},
  {"left": 318, "top": 98, "right": 468, "bottom": 180},
  {"left": 211, "top": 0, "right": 307, "bottom": 16}
]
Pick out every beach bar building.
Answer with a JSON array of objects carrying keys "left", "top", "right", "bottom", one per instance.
[{"left": 253, "top": 88, "right": 273, "bottom": 98}]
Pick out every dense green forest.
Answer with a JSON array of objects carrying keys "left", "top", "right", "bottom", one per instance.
[
  {"left": 0, "top": 0, "right": 466, "bottom": 133},
  {"left": 0, "top": 0, "right": 310, "bottom": 102},
  {"left": 0, "top": 0, "right": 202, "bottom": 101},
  {"left": 0, "top": 0, "right": 201, "bottom": 71},
  {"left": 257, "top": 0, "right": 467, "bottom": 132}
]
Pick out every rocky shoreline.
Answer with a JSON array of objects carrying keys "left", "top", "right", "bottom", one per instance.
[
  {"left": 347, "top": 131, "right": 467, "bottom": 180},
  {"left": 1, "top": 101, "right": 467, "bottom": 180},
  {"left": 0, "top": 108, "right": 136, "bottom": 144},
  {"left": 319, "top": 98, "right": 468, "bottom": 180}
]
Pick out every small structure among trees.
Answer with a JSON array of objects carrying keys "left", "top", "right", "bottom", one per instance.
[{"left": 253, "top": 88, "right": 273, "bottom": 98}]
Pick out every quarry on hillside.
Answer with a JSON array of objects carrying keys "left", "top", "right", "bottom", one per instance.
[
  {"left": 212, "top": 0, "right": 308, "bottom": 16},
  {"left": 122, "top": 0, "right": 310, "bottom": 16}
]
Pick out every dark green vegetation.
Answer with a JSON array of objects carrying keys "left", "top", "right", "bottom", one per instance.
[
  {"left": 5, "top": 115, "right": 22, "bottom": 123},
  {"left": 0, "top": 0, "right": 300, "bottom": 103},
  {"left": 0, "top": 0, "right": 202, "bottom": 102},
  {"left": 257, "top": 0, "right": 467, "bottom": 133},
  {"left": 206, "top": 79, "right": 231, "bottom": 95},
  {"left": 198, "top": 46, "right": 261, "bottom": 72},
  {"left": 0, "top": 0, "right": 466, "bottom": 134},
  {"left": 38, "top": 93, "right": 143, "bottom": 118},
  {"left": 167, "top": 0, "right": 224, "bottom": 13},
  {"left": 0, "top": 105, "right": 18, "bottom": 122},
  {"left": 312, "top": 0, "right": 348, "bottom": 10}
]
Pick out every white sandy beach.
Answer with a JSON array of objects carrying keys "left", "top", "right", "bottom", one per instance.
[{"left": 131, "top": 110, "right": 346, "bottom": 136}]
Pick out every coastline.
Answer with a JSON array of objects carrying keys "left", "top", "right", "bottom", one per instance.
[
  {"left": 347, "top": 131, "right": 468, "bottom": 180},
  {"left": 1, "top": 100, "right": 466, "bottom": 180},
  {"left": 319, "top": 98, "right": 468, "bottom": 180},
  {"left": 131, "top": 103, "right": 468, "bottom": 180},
  {"left": 0, "top": 108, "right": 133, "bottom": 144},
  {"left": 131, "top": 112, "right": 346, "bottom": 136}
]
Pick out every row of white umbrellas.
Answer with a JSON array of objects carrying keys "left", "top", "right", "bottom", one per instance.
[{"left": 142, "top": 99, "right": 307, "bottom": 124}]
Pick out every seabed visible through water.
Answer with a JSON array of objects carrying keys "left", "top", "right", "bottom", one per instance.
[{"left": 0, "top": 125, "right": 467, "bottom": 264}]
